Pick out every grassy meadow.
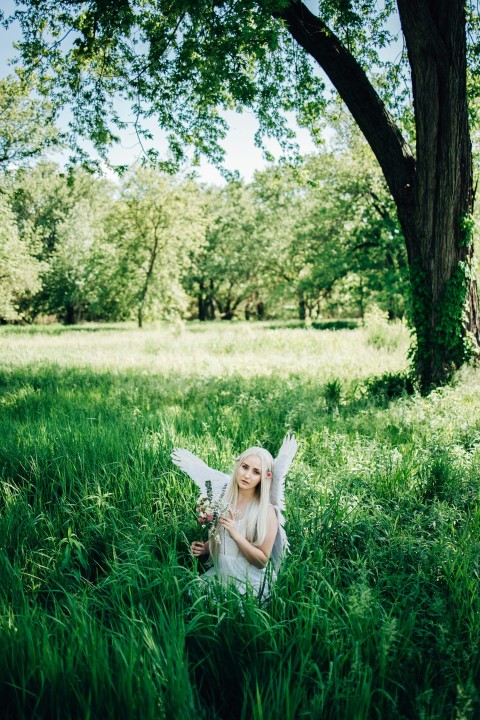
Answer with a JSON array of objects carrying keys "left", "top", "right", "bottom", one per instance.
[{"left": 1, "top": 319, "right": 480, "bottom": 719}]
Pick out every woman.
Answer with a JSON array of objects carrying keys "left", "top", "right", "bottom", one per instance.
[{"left": 172, "top": 434, "right": 298, "bottom": 597}]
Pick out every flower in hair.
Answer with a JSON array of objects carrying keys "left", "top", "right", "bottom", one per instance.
[{"left": 266, "top": 471, "right": 273, "bottom": 479}]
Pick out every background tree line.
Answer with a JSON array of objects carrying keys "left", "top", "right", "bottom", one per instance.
[
  {"left": 0, "top": 77, "right": 410, "bottom": 326},
  {"left": 0, "top": 150, "right": 409, "bottom": 326}
]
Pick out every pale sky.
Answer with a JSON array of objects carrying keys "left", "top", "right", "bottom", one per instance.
[{"left": 98, "top": 107, "right": 318, "bottom": 185}]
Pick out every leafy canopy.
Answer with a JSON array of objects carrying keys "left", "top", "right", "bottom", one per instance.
[
  {"left": 3, "top": 0, "right": 408, "bottom": 168},
  {"left": 0, "top": 75, "right": 60, "bottom": 169},
  {"left": 3, "top": 1, "right": 480, "bottom": 170}
]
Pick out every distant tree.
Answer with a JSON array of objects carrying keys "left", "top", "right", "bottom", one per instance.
[
  {"left": 8, "top": 163, "right": 77, "bottom": 262},
  {"left": 251, "top": 164, "right": 310, "bottom": 319},
  {"left": 252, "top": 145, "right": 408, "bottom": 320},
  {"left": 7, "top": 164, "right": 206, "bottom": 325},
  {"left": 303, "top": 148, "right": 407, "bottom": 320},
  {"left": 115, "top": 168, "right": 206, "bottom": 326},
  {"left": 0, "top": 195, "right": 43, "bottom": 321},
  {"left": 41, "top": 178, "right": 118, "bottom": 323},
  {"left": 7, "top": 164, "right": 118, "bottom": 322},
  {"left": 187, "top": 182, "right": 267, "bottom": 320}
]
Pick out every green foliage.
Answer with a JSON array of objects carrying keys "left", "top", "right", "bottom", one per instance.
[
  {"left": 408, "top": 260, "right": 477, "bottom": 391},
  {"left": 249, "top": 138, "right": 408, "bottom": 321},
  {"left": 115, "top": 167, "right": 207, "bottom": 325},
  {"left": 0, "top": 322, "right": 479, "bottom": 718},
  {"left": 5, "top": 0, "right": 326, "bottom": 167},
  {"left": 323, "top": 378, "right": 342, "bottom": 410},
  {"left": 6, "top": 163, "right": 123, "bottom": 322},
  {"left": 8, "top": 163, "right": 74, "bottom": 259},
  {"left": 2, "top": 164, "right": 208, "bottom": 324},
  {"left": 5, "top": 0, "right": 478, "bottom": 170},
  {"left": 436, "top": 262, "right": 477, "bottom": 366},
  {"left": 0, "top": 140, "right": 407, "bottom": 325},
  {"left": 41, "top": 175, "right": 120, "bottom": 323},
  {"left": 184, "top": 180, "right": 267, "bottom": 320},
  {"left": 458, "top": 212, "right": 476, "bottom": 248},
  {"left": 363, "top": 371, "right": 414, "bottom": 402},
  {"left": 0, "top": 75, "right": 60, "bottom": 169},
  {"left": 0, "top": 195, "right": 44, "bottom": 321},
  {"left": 364, "top": 305, "right": 406, "bottom": 351}
]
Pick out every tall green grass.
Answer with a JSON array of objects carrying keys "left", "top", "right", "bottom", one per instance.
[{"left": 0, "top": 322, "right": 479, "bottom": 719}]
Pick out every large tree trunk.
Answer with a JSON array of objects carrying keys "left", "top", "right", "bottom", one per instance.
[
  {"left": 396, "top": 0, "right": 480, "bottom": 388},
  {"left": 280, "top": 0, "right": 480, "bottom": 390}
]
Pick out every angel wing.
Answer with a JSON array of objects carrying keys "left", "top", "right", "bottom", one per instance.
[
  {"left": 270, "top": 433, "right": 298, "bottom": 511},
  {"left": 270, "top": 434, "right": 298, "bottom": 570},
  {"left": 171, "top": 448, "right": 229, "bottom": 498},
  {"left": 270, "top": 508, "right": 290, "bottom": 572}
]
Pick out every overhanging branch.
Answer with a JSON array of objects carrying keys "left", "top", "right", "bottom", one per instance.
[{"left": 277, "top": 1, "right": 416, "bottom": 208}]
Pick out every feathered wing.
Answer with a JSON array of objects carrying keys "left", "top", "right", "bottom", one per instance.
[
  {"left": 271, "top": 507, "right": 290, "bottom": 573},
  {"left": 270, "top": 433, "right": 298, "bottom": 571},
  {"left": 171, "top": 448, "right": 229, "bottom": 498},
  {"left": 271, "top": 433, "right": 298, "bottom": 511}
]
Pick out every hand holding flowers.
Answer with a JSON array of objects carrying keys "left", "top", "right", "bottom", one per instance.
[
  {"left": 218, "top": 508, "right": 240, "bottom": 540},
  {"left": 195, "top": 492, "right": 240, "bottom": 545},
  {"left": 190, "top": 540, "right": 209, "bottom": 557}
]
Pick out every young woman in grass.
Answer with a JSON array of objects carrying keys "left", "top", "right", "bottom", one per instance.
[{"left": 172, "top": 435, "right": 298, "bottom": 597}]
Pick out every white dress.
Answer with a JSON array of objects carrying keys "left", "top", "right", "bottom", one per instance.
[{"left": 200, "top": 511, "right": 278, "bottom": 598}]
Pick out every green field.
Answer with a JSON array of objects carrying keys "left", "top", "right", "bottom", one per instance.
[{"left": 1, "top": 321, "right": 479, "bottom": 719}]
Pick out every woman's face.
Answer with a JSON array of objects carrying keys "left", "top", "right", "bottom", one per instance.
[{"left": 236, "top": 454, "right": 262, "bottom": 491}]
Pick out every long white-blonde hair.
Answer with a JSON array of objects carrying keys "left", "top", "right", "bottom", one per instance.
[{"left": 209, "top": 446, "right": 274, "bottom": 557}]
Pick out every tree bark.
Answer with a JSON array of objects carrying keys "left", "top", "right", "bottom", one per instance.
[
  {"left": 64, "top": 303, "right": 75, "bottom": 325},
  {"left": 280, "top": 0, "right": 480, "bottom": 389},
  {"left": 298, "top": 294, "right": 306, "bottom": 321},
  {"left": 198, "top": 279, "right": 207, "bottom": 321},
  {"left": 207, "top": 279, "right": 215, "bottom": 320},
  {"left": 396, "top": 0, "right": 479, "bottom": 387},
  {"left": 136, "top": 223, "right": 164, "bottom": 329}
]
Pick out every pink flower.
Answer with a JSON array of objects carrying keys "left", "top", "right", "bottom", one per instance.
[
  {"left": 266, "top": 471, "right": 273, "bottom": 479},
  {"left": 205, "top": 513, "right": 214, "bottom": 522}
]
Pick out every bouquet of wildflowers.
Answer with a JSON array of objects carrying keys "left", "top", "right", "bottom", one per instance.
[
  {"left": 195, "top": 481, "right": 240, "bottom": 544},
  {"left": 195, "top": 495, "right": 215, "bottom": 529}
]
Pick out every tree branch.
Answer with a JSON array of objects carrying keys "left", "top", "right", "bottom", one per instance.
[
  {"left": 368, "top": 190, "right": 395, "bottom": 225},
  {"left": 277, "top": 1, "right": 416, "bottom": 208}
]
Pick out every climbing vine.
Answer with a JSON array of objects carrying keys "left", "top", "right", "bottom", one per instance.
[
  {"left": 458, "top": 212, "right": 475, "bottom": 248},
  {"left": 408, "top": 259, "right": 476, "bottom": 391},
  {"left": 436, "top": 261, "right": 476, "bottom": 364}
]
